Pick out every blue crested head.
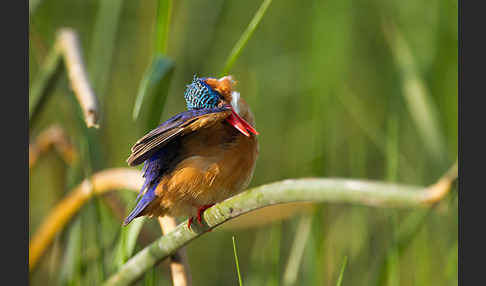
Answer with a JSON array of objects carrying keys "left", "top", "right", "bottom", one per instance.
[{"left": 184, "top": 75, "right": 222, "bottom": 110}]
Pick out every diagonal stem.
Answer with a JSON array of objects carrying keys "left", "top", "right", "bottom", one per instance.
[{"left": 103, "top": 160, "right": 457, "bottom": 286}]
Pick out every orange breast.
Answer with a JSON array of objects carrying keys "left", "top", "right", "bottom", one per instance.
[{"left": 146, "top": 121, "right": 259, "bottom": 218}]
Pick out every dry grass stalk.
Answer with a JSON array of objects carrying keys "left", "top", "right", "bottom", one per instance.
[
  {"left": 29, "top": 125, "right": 77, "bottom": 168},
  {"left": 57, "top": 28, "right": 99, "bottom": 128}
]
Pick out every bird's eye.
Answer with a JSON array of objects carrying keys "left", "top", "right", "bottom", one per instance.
[{"left": 217, "top": 99, "right": 226, "bottom": 108}]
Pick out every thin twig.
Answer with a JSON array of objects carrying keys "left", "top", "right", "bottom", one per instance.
[
  {"left": 29, "top": 125, "right": 77, "bottom": 168},
  {"left": 57, "top": 28, "right": 99, "bottom": 128},
  {"left": 103, "top": 161, "right": 458, "bottom": 286},
  {"left": 158, "top": 216, "right": 192, "bottom": 286},
  {"left": 220, "top": 202, "right": 313, "bottom": 230}
]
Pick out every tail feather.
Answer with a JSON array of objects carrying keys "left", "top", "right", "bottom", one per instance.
[{"left": 123, "top": 184, "right": 157, "bottom": 226}]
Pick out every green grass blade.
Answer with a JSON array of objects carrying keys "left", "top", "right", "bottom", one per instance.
[
  {"left": 232, "top": 236, "right": 244, "bottom": 286},
  {"left": 29, "top": 46, "right": 62, "bottom": 122},
  {"left": 88, "top": 0, "right": 124, "bottom": 101},
  {"left": 125, "top": 218, "right": 146, "bottom": 258},
  {"left": 59, "top": 217, "right": 83, "bottom": 286},
  {"left": 283, "top": 215, "right": 313, "bottom": 286},
  {"left": 446, "top": 240, "right": 458, "bottom": 283},
  {"left": 385, "top": 115, "right": 399, "bottom": 181},
  {"left": 385, "top": 214, "right": 401, "bottom": 286},
  {"left": 269, "top": 222, "right": 282, "bottom": 286},
  {"left": 310, "top": 206, "right": 326, "bottom": 286},
  {"left": 110, "top": 191, "right": 149, "bottom": 274},
  {"left": 113, "top": 228, "right": 127, "bottom": 272},
  {"left": 382, "top": 20, "right": 446, "bottom": 161},
  {"left": 131, "top": 55, "right": 174, "bottom": 123},
  {"left": 339, "top": 88, "right": 416, "bottom": 179},
  {"left": 133, "top": 0, "right": 173, "bottom": 123},
  {"left": 113, "top": 217, "right": 147, "bottom": 271},
  {"left": 372, "top": 210, "right": 431, "bottom": 285},
  {"left": 246, "top": 229, "right": 267, "bottom": 285},
  {"left": 220, "top": 0, "right": 273, "bottom": 76},
  {"left": 155, "top": 0, "right": 173, "bottom": 55},
  {"left": 384, "top": 105, "right": 400, "bottom": 286},
  {"left": 335, "top": 256, "right": 348, "bottom": 286},
  {"left": 56, "top": 158, "right": 86, "bottom": 286},
  {"left": 143, "top": 266, "right": 157, "bottom": 286}
]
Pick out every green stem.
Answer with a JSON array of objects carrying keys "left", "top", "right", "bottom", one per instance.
[
  {"left": 88, "top": 0, "right": 124, "bottom": 101},
  {"left": 220, "top": 0, "right": 273, "bottom": 76},
  {"left": 232, "top": 236, "right": 244, "bottom": 286},
  {"left": 382, "top": 20, "right": 445, "bottom": 162},
  {"left": 335, "top": 256, "right": 348, "bottom": 286},
  {"left": 282, "top": 215, "right": 312, "bottom": 286},
  {"left": 103, "top": 173, "right": 456, "bottom": 286},
  {"left": 155, "top": 0, "right": 172, "bottom": 55},
  {"left": 29, "top": 46, "right": 62, "bottom": 122}
]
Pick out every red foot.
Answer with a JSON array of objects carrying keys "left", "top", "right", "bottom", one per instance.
[
  {"left": 197, "top": 204, "right": 215, "bottom": 224},
  {"left": 187, "top": 217, "right": 194, "bottom": 229}
]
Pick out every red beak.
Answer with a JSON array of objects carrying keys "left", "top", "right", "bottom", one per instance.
[{"left": 225, "top": 108, "right": 259, "bottom": 137}]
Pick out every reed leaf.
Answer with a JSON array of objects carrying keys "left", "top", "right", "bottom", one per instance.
[{"left": 221, "top": 0, "right": 273, "bottom": 75}]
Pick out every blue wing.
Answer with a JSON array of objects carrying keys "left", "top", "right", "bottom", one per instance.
[{"left": 126, "top": 105, "right": 231, "bottom": 166}]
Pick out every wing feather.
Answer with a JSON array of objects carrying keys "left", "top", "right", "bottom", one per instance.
[{"left": 126, "top": 106, "right": 231, "bottom": 166}]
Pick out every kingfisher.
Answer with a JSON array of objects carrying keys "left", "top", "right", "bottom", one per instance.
[{"left": 124, "top": 75, "right": 259, "bottom": 229}]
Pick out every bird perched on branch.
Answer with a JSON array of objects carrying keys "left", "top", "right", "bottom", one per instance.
[{"left": 124, "top": 75, "right": 259, "bottom": 228}]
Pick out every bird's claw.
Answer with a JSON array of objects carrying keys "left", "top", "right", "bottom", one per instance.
[
  {"left": 187, "top": 204, "right": 215, "bottom": 230},
  {"left": 197, "top": 204, "right": 215, "bottom": 224}
]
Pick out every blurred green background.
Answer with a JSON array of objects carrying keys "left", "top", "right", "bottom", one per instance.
[{"left": 29, "top": 0, "right": 457, "bottom": 285}]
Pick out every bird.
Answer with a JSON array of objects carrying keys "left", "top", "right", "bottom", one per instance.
[{"left": 123, "top": 75, "right": 259, "bottom": 229}]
